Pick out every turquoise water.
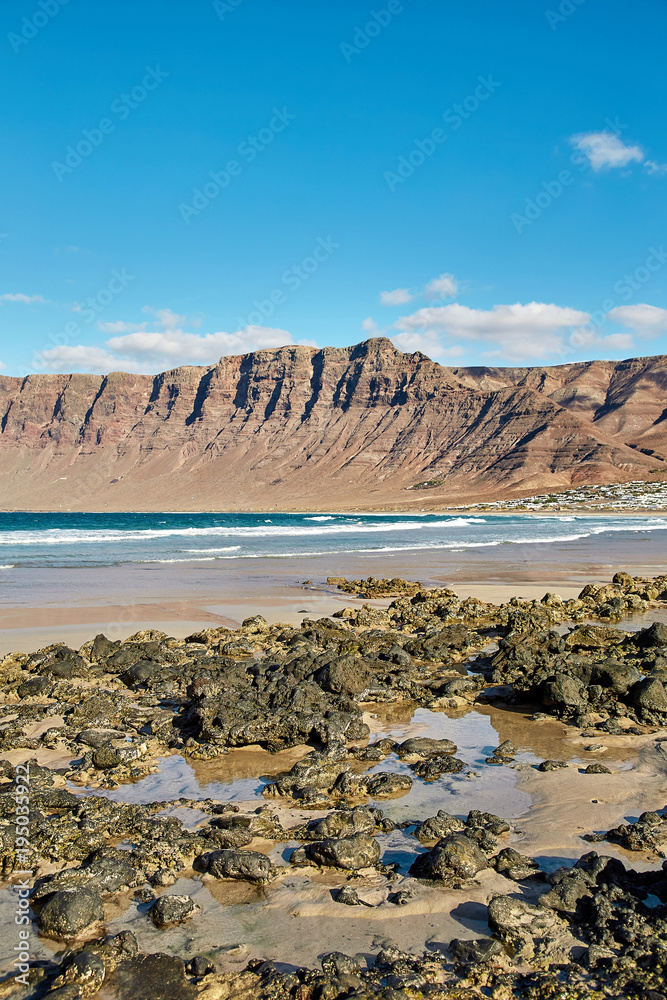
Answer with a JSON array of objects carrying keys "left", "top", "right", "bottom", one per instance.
[{"left": 0, "top": 510, "right": 666, "bottom": 569}]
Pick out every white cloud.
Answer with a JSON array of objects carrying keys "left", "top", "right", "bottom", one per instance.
[
  {"left": 107, "top": 325, "right": 300, "bottom": 364},
  {"left": 361, "top": 317, "right": 382, "bottom": 334},
  {"left": 570, "top": 131, "right": 644, "bottom": 171},
  {"left": 393, "top": 301, "right": 592, "bottom": 362},
  {"left": 38, "top": 345, "right": 138, "bottom": 374},
  {"left": 391, "top": 331, "right": 464, "bottom": 359},
  {"left": 35, "top": 307, "right": 317, "bottom": 374},
  {"left": 645, "top": 160, "right": 667, "bottom": 176},
  {"left": 607, "top": 303, "right": 667, "bottom": 337},
  {"left": 600, "top": 333, "right": 635, "bottom": 351},
  {"left": 425, "top": 273, "right": 458, "bottom": 299},
  {"left": 0, "top": 292, "right": 48, "bottom": 304},
  {"left": 380, "top": 288, "right": 413, "bottom": 306}
]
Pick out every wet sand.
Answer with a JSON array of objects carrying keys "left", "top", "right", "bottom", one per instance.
[
  {"left": 2, "top": 526, "right": 666, "bottom": 655},
  {"left": 6, "top": 699, "right": 666, "bottom": 974}
]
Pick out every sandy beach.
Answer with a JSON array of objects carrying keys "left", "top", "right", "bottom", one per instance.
[
  {"left": 2, "top": 519, "right": 667, "bottom": 995},
  {"left": 2, "top": 519, "right": 667, "bottom": 655}
]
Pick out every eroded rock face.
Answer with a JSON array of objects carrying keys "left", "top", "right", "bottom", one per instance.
[{"left": 1, "top": 339, "right": 665, "bottom": 509}]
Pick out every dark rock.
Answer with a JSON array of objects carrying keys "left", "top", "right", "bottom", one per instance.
[
  {"left": 107, "top": 953, "right": 196, "bottom": 1000},
  {"left": 397, "top": 737, "right": 457, "bottom": 757},
  {"left": 321, "top": 952, "right": 361, "bottom": 976},
  {"left": 631, "top": 677, "right": 667, "bottom": 713},
  {"left": 54, "top": 951, "right": 105, "bottom": 996},
  {"left": 487, "top": 894, "right": 568, "bottom": 961},
  {"left": 188, "top": 955, "right": 216, "bottom": 977},
  {"left": 414, "top": 810, "right": 465, "bottom": 843},
  {"left": 388, "top": 890, "right": 412, "bottom": 905},
  {"left": 584, "top": 763, "right": 611, "bottom": 774},
  {"left": 37, "top": 886, "right": 104, "bottom": 940},
  {"left": 334, "top": 885, "right": 365, "bottom": 906},
  {"left": 538, "top": 760, "right": 568, "bottom": 772},
  {"left": 148, "top": 894, "right": 198, "bottom": 928},
  {"left": 450, "top": 937, "right": 503, "bottom": 964},
  {"left": 17, "top": 675, "right": 51, "bottom": 698},
  {"left": 492, "top": 848, "right": 541, "bottom": 881},
  {"left": 410, "top": 754, "right": 466, "bottom": 779},
  {"left": 636, "top": 622, "right": 667, "bottom": 649},
  {"left": 33, "top": 848, "right": 138, "bottom": 901},
  {"left": 409, "top": 833, "right": 488, "bottom": 883},
  {"left": 291, "top": 832, "right": 380, "bottom": 870},
  {"left": 591, "top": 659, "right": 641, "bottom": 695},
  {"left": 543, "top": 673, "right": 585, "bottom": 708},
  {"left": 315, "top": 657, "right": 375, "bottom": 695},
  {"left": 198, "top": 849, "right": 274, "bottom": 883}
]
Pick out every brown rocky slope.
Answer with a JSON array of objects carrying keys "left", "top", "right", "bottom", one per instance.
[{"left": 1, "top": 338, "right": 666, "bottom": 510}]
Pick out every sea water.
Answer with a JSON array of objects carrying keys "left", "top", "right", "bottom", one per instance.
[{"left": 0, "top": 510, "right": 665, "bottom": 569}]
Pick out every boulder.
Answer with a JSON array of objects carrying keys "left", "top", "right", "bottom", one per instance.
[
  {"left": 397, "top": 737, "right": 458, "bottom": 757},
  {"left": 409, "top": 834, "right": 488, "bottom": 883},
  {"left": 487, "top": 895, "right": 568, "bottom": 961},
  {"left": 148, "top": 894, "right": 198, "bottom": 929},
  {"left": 590, "top": 659, "right": 640, "bottom": 695},
  {"left": 54, "top": 952, "right": 105, "bottom": 997},
  {"left": 450, "top": 937, "right": 503, "bottom": 964},
  {"left": 33, "top": 849, "right": 138, "bottom": 901},
  {"left": 492, "top": 848, "right": 541, "bottom": 881},
  {"left": 291, "top": 832, "right": 380, "bottom": 870},
  {"left": 631, "top": 677, "right": 667, "bottom": 713},
  {"left": 635, "top": 622, "right": 667, "bottom": 649},
  {"left": 543, "top": 673, "right": 585, "bottom": 708},
  {"left": 37, "top": 886, "right": 104, "bottom": 940},
  {"left": 198, "top": 849, "right": 274, "bottom": 883},
  {"left": 414, "top": 810, "right": 465, "bottom": 844}
]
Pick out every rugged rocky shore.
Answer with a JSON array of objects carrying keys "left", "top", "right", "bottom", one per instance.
[{"left": 2, "top": 572, "right": 667, "bottom": 998}]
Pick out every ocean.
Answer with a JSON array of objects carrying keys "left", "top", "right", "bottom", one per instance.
[{"left": 0, "top": 510, "right": 666, "bottom": 569}]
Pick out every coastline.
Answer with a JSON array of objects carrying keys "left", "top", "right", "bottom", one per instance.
[{"left": 2, "top": 560, "right": 667, "bottom": 992}]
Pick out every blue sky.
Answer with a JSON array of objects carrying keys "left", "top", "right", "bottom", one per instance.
[{"left": 1, "top": 0, "right": 666, "bottom": 377}]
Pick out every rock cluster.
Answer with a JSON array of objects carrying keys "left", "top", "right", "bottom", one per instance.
[{"left": 2, "top": 571, "right": 667, "bottom": 998}]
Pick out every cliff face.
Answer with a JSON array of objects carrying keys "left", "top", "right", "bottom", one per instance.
[{"left": 0, "top": 338, "right": 665, "bottom": 509}]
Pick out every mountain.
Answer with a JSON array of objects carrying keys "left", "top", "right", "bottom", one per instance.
[{"left": 1, "top": 338, "right": 666, "bottom": 510}]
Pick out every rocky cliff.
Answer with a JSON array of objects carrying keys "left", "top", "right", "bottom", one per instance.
[{"left": 1, "top": 338, "right": 666, "bottom": 509}]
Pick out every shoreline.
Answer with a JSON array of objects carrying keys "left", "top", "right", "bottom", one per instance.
[
  {"left": 2, "top": 568, "right": 667, "bottom": 993},
  {"left": 1, "top": 507, "right": 666, "bottom": 516}
]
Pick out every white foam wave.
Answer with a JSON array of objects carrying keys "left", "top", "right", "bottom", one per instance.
[
  {"left": 139, "top": 557, "right": 219, "bottom": 564},
  {"left": 182, "top": 546, "right": 241, "bottom": 553},
  {"left": 0, "top": 517, "right": 488, "bottom": 546}
]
